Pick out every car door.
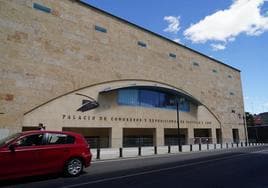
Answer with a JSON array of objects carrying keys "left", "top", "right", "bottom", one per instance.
[
  {"left": 0, "top": 145, "right": 23, "bottom": 180},
  {"left": 0, "top": 133, "right": 45, "bottom": 179},
  {"left": 36, "top": 133, "right": 75, "bottom": 173}
]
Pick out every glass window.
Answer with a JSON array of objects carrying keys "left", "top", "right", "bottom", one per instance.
[
  {"left": 33, "top": 3, "right": 51, "bottom": 13},
  {"left": 139, "top": 90, "right": 159, "bottom": 107},
  {"left": 95, "top": 25, "right": 107, "bottom": 33},
  {"left": 16, "top": 134, "right": 44, "bottom": 147},
  {"left": 46, "top": 133, "right": 75, "bottom": 145},
  {"left": 169, "top": 53, "right": 176, "bottom": 58},
  {"left": 180, "top": 99, "right": 190, "bottom": 112},
  {"left": 118, "top": 89, "right": 139, "bottom": 105},
  {"left": 165, "top": 94, "right": 177, "bottom": 109},
  {"left": 137, "top": 41, "right": 147, "bottom": 48},
  {"left": 117, "top": 88, "right": 190, "bottom": 112},
  {"left": 193, "top": 62, "right": 199, "bottom": 66},
  {"left": 158, "top": 92, "right": 166, "bottom": 107}
]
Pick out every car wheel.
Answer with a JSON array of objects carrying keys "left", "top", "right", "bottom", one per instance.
[{"left": 65, "top": 158, "right": 83, "bottom": 177}]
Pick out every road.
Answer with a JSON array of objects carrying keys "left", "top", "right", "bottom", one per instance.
[{"left": 2, "top": 146, "right": 268, "bottom": 188}]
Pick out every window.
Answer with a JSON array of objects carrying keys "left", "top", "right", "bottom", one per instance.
[
  {"left": 16, "top": 134, "right": 44, "bottom": 147},
  {"left": 139, "top": 90, "right": 160, "bottom": 107},
  {"left": 169, "top": 53, "right": 176, "bottom": 59},
  {"left": 137, "top": 41, "right": 147, "bottom": 48},
  {"left": 193, "top": 62, "right": 199, "bottom": 66},
  {"left": 179, "top": 99, "right": 190, "bottom": 112},
  {"left": 46, "top": 133, "right": 75, "bottom": 145},
  {"left": 212, "top": 69, "right": 218, "bottom": 73},
  {"left": 95, "top": 25, "right": 107, "bottom": 33},
  {"left": 33, "top": 3, "right": 51, "bottom": 13},
  {"left": 230, "top": 92, "right": 234, "bottom": 96},
  {"left": 118, "top": 89, "right": 139, "bottom": 105},
  {"left": 117, "top": 88, "right": 190, "bottom": 112},
  {"left": 228, "top": 75, "right": 232, "bottom": 78}
]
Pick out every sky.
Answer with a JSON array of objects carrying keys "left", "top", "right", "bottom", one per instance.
[{"left": 83, "top": 0, "right": 268, "bottom": 114}]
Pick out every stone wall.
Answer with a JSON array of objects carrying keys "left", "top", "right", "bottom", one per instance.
[{"left": 0, "top": 0, "right": 245, "bottom": 141}]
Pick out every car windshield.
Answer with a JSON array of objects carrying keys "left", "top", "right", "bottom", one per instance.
[{"left": 0, "top": 133, "right": 21, "bottom": 147}]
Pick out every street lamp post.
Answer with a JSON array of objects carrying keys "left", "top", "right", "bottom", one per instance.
[
  {"left": 243, "top": 115, "right": 248, "bottom": 144},
  {"left": 176, "top": 97, "right": 182, "bottom": 152}
]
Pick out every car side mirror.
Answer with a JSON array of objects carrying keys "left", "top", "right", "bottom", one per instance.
[{"left": 8, "top": 144, "right": 17, "bottom": 152}]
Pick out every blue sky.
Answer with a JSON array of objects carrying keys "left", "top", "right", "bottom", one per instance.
[{"left": 83, "top": 0, "right": 268, "bottom": 114}]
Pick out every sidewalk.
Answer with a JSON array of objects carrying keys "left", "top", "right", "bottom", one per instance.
[{"left": 91, "top": 142, "right": 265, "bottom": 161}]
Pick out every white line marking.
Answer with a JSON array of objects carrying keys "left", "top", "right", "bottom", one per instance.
[{"left": 62, "top": 153, "right": 250, "bottom": 188}]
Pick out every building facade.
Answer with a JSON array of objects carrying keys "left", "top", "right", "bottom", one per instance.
[
  {"left": 0, "top": 0, "right": 246, "bottom": 147},
  {"left": 254, "top": 112, "right": 268, "bottom": 126},
  {"left": 248, "top": 112, "right": 268, "bottom": 143}
]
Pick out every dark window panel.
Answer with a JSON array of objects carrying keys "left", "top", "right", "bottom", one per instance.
[
  {"left": 137, "top": 41, "right": 147, "bottom": 48},
  {"left": 33, "top": 3, "right": 51, "bottom": 13},
  {"left": 95, "top": 25, "right": 107, "bottom": 33},
  {"left": 193, "top": 62, "right": 199, "bottom": 66},
  {"left": 169, "top": 53, "right": 176, "bottom": 58}
]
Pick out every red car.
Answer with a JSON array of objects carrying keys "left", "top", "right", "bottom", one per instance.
[{"left": 0, "top": 130, "right": 92, "bottom": 180}]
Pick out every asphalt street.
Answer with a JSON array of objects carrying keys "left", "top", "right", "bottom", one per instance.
[{"left": 2, "top": 146, "right": 268, "bottom": 188}]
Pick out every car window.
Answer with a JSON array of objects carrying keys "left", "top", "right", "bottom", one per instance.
[
  {"left": 16, "top": 134, "right": 44, "bottom": 147},
  {"left": 46, "top": 133, "right": 75, "bottom": 145}
]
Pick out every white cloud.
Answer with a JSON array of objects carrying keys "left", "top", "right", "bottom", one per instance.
[
  {"left": 184, "top": 0, "right": 268, "bottom": 45},
  {"left": 211, "top": 43, "right": 226, "bottom": 51},
  {"left": 163, "top": 16, "right": 180, "bottom": 34},
  {"left": 173, "top": 38, "right": 181, "bottom": 43}
]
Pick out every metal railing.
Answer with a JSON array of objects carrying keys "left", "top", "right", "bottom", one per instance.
[{"left": 123, "top": 137, "right": 154, "bottom": 147}]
